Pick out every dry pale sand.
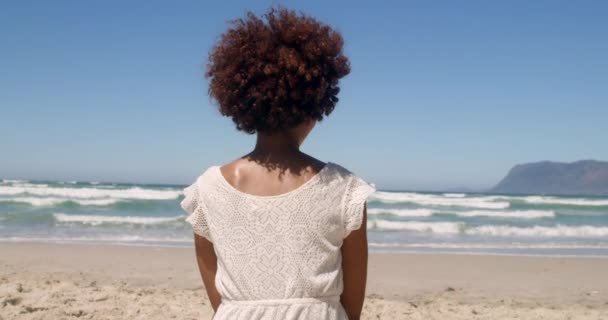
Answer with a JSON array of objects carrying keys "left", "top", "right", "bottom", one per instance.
[{"left": 1, "top": 242, "right": 607, "bottom": 319}]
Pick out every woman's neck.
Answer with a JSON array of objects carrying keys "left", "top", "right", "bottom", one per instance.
[{"left": 252, "top": 132, "right": 301, "bottom": 154}]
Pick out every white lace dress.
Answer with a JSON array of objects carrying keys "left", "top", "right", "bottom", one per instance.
[{"left": 180, "top": 161, "right": 376, "bottom": 320}]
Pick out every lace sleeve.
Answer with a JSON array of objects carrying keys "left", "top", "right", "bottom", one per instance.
[
  {"left": 341, "top": 175, "right": 376, "bottom": 239},
  {"left": 180, "top": 180, "right": 212, "bottom": 242}
]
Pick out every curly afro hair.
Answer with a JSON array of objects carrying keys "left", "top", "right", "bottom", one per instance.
[{"left": 204, "top": 5, "right": 351, "bottom": 134}]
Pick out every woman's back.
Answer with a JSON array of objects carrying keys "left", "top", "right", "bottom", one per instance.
[{"left": 181, "top": 161, "right": 376, "bottom": 319}]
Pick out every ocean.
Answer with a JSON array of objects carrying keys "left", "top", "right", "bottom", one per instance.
[{"left": 1, "top": 179, "right": 607, "bottom": 257}]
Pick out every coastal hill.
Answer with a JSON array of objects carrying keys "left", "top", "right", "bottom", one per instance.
[{"left": 491, "top": 160, "right": 608, "bottom": 196}]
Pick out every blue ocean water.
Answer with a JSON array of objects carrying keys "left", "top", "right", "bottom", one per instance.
[{"left": 1, "top": 179, "right": 607, "bottom": 257}]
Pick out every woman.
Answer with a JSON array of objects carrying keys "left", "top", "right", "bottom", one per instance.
[{"left": 181, "top": 5, "right": 376, "bottom": 319}]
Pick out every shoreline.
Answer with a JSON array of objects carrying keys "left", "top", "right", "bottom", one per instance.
[
  {"left": 1, "top": 241, "right": 607, "bottom": 319},
  {"left": 3, "top": 239, "right": 608, "bottom": 259}
]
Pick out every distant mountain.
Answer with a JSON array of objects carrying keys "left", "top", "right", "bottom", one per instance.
[{"left": 491, "top": 160, "right": 608, "bottom": 196}]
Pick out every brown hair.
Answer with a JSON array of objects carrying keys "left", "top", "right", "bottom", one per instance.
[{"left": 205, "top": 5, "right": 351, "bottom": 134}]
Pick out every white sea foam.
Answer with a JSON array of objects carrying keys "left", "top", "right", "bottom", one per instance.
[
  {"left": 369, "top": 191, "right": 510, "bottom": 209},
  {"left": 443, "top": 193, "right": 466, "bottom": 198},
  {"left": 1, "top": 179, "right": 27, "bottom": 184},
  {"left": 369, "top": 242, "right": 608, "bottom": 250},
  {"left": 522, "top": 196, "right": 608, "bottom": 206},
  {"left": 367, "top": 208, "right": 554, "bottom": 219},
  {"left": 0, "top": 235, "right": 192, "bottom": 243},
  {"left": 53, "top": 213, "right": 182, "bottom": 226},
  {"left": 370, "top": 220, "right": 463, "bottom": 233},
  {"left": 367, "top": 208, "right": 434, "bottom": 217},
  {"left": 369, "top": 219, "right": 608, "bottom": 238},
  {"left": 447, "top": 210, "right": 555, "bottom": 219},
  {"left": 12, "top": 183, "right": 48, "bottom": 188},
  {"left": 468, "top": 225, "right": 608, "bottom": 238},
  {"left": 481, "top": 195, "right": 608, "bottom": 207},
  {"left": 0, "top": 185, "right": 182, "bottom": 200},
  {"left": 1, "top": 197, "right": 121, "bottom": 206},
  {"left": 58, "top": 181, "right": 78, "bottom": 185}
]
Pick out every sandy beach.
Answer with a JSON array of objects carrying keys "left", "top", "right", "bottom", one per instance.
[{"left": 1, "top": 242, "right": 607, "bottom": 319}]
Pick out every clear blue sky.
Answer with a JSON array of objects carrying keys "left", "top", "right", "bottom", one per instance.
[{"left": 1, "top": 0, "right": 606, "bottom": 191}]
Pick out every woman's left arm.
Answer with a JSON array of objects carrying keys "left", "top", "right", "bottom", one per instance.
[
  {"left": 340, "top": 202, "right": 368, "bottom": 320},
  {"left": 194, "top": 233, "right": 222, "bottom": 311}
]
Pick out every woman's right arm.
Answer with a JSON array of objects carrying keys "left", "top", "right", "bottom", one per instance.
[{"left": 194, "top": 233, "right": 222, "bottom": 312}]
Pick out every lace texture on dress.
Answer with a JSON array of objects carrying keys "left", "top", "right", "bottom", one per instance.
[
  {"left": 341, "top": 175, "right": 377, "bottom": 238},
  {"left": 179, "top": 162, "right": 376, "bottom": 320},
  {"left": 180, "top": 178, "right": 212, "bottom": 242}
]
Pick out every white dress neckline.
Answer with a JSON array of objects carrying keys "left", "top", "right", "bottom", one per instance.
[{"left": 213, "top": 162, "right": 333, "bottom": 200}]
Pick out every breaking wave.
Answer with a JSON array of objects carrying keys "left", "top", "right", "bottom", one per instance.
[
  {"left": 53, "top": 213, "right": 183, "bottom": 226},
  {"left": 369, "top": 219, "right": 608, "bottom": 238},
  {"left": 369, "top": 191, "right": 510, "bottom": 209}
]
